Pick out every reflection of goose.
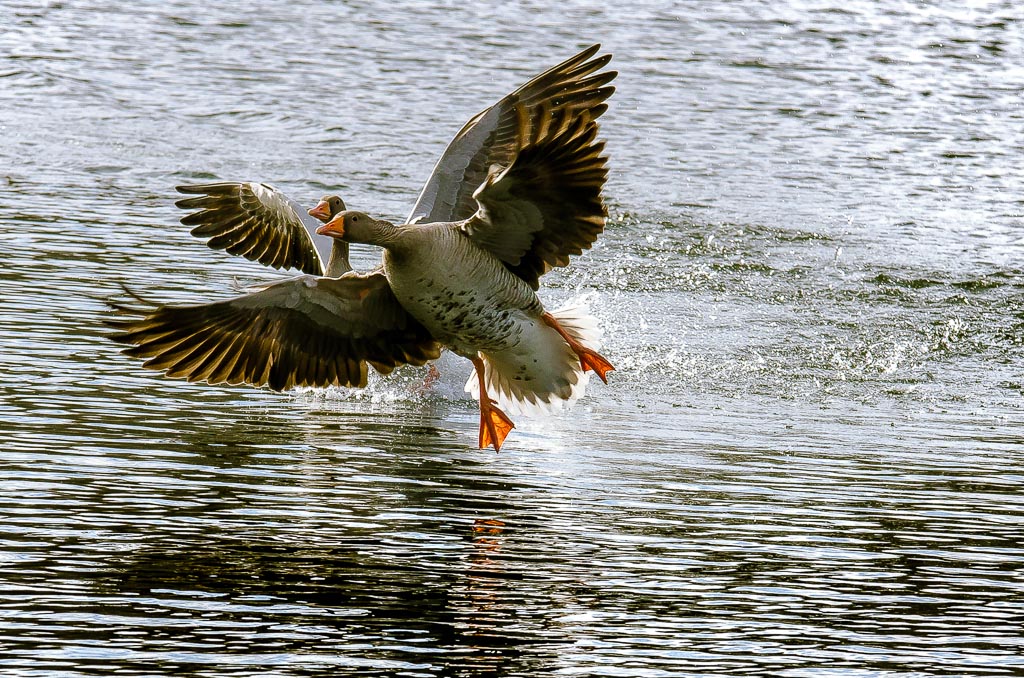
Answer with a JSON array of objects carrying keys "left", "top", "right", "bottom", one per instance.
[
  {"left": 175, "top": 185, "right": 352, "bottom": 277},
  {"left": 109, "top": 45, "right": 616, "bottom": 451}
]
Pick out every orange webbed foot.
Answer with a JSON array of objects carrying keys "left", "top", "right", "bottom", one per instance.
[
  {"left": 541, "top": 312, "right": 615, "bottom": 384},
  {"left": 578, "top": 349, "right": 615, "bottom": 384},
  {"left": 479, "top": 400, "right": 515, "bottom": 452}
]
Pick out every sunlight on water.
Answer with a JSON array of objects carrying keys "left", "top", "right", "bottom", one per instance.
[{"left": 0, "top": 1, "right": 1022, "bottom": 676}]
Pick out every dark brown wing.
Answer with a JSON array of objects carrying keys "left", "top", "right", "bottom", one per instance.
[
  {"left": 461, "top": 102, "right": 609, "bottom": 290},
  {"left": 175, "top": 182, "right": 329, "bottom": 275},
  {"left": 406, "top": 44, "right": 615, "bottom": 225},
  {"left": 107, "top": 273, "right": 440, "bottom": 391}
]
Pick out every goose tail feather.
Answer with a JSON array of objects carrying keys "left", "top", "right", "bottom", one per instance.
[{"left": 464, "top": 302, "right": 603, "bottom": 416}]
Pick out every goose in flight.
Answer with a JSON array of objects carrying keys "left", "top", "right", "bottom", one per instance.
[{"left": 110, "top": 45, "right": 617, "bottom": 451}]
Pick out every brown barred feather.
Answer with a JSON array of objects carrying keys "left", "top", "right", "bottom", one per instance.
[{"left": 106, "top": 275, "right": 441, "bottom": 391}]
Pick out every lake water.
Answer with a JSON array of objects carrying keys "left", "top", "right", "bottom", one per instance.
[{"left": 2, "top": 1, "right": 1023, "bottom": 676}]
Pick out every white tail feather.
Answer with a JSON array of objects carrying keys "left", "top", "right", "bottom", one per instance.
[{"left": 465, "top": 302, "right": 604, "bottom": 416}]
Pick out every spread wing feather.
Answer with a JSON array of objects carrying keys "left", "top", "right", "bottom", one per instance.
[
  {"left": 107, "top": 273, "right": 441, "bottom": 391},
  {"left": 407, "top": 44, "right": 615, "bottom": 225},
  {"left": 462, "top": 101, "right": 609, "bottom": 289},
  {"left": 175, "top": 182, "right": 329, "bottom": 275}
]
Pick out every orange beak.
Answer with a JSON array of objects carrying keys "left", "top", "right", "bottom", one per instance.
[
  {"left": 307, "top": 200, "right": 331, "bottom": 222},
  {"left": 316, "top": 213, "right": 344, "bottom": 238}
]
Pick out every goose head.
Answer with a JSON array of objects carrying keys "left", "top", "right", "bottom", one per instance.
[
  {"left": 317, "top": 210, "right": 396, "bottom": 245},
  {"left": 307, "top": 195, "right": 347, "bottom": 223}
]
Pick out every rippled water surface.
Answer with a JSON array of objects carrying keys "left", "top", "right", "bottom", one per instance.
[{"left": 2, "top": 2, "right": 1023, "bottom": 676}]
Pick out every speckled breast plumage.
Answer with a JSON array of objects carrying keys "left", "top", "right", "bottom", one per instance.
[{"left": 384, "top": 224, "right": 542, "bottom": 358}]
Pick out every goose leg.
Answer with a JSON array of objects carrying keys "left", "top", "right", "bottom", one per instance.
[
  {"left": 471, "top": 355, "right": 515, "bottom": 452},
  {"left": 413, "top": 361, "right": 441, "bottom": 395},
  {"left": 541, "top": 312, "right": 615, "bottom": 384},
  {"left": 423, "top": 362, "right": 441, "bottom": 389}
]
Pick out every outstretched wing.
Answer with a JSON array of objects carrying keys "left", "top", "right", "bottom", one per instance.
[
  {"left": 406, "top": 44, "right": 615, "bottom": 225},
  {"left": 107, "top": 273, "right": 441, "bottom": 391},
  {"left": 175, "top": 182, "right": 330, "bottom": 275},
  {"left": 461, "top": 102, "right": 609, "bottom": 290}
]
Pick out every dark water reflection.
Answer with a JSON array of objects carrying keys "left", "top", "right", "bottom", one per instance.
[
  {"left": 4, "top": 397, "right": 1022, "bottom": 675},
  {"left": 2, "top": 0, "right": 1023, "bottom": 676}
]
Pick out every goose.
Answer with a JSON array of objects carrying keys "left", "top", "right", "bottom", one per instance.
[
  {"left": 315, "top": 104, "right": 615, "bottom": 450},
  {"left": 109, "top": 45, "right": 616, "bottom": 451}
]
